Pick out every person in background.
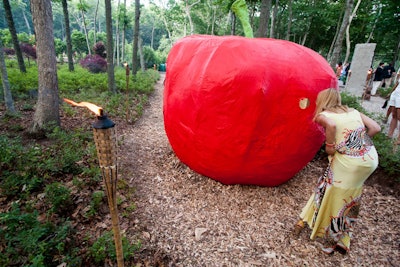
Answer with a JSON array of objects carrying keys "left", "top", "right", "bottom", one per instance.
[
  {"left": 341, "top": 63, "right": 351, "bottom": 85},
  {"left": 335, "top": 62, "right": 343, "bottom": 79},
  {"left": 293, "top": 88, "right": 381, "bottom": 255},
  {"left": 387, "top": 81, "right": 400, "bottom": 145},
  {"left": 371, "top": 62, "right": 385, "bottom": 95},
  {"left": 383, "top": 63, "right": 396, "bottom": 87},
  {"left": 382, "top": 80, "right": 399, "bottom": 124}
]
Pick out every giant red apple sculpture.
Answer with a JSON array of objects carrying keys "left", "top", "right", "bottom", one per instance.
[{"left": 163, "top": 35, "right": 337, "bottom": 186}]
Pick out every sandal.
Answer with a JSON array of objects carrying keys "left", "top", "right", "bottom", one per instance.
[
  {"left": 335, "top": 245, "right": 348, "bottom": 255},
  {"left": 321, "top": 246, "right": 335, "bottom": 255},
  {"left": 292, "top": 220, "right": 305, "bottom": 238}
]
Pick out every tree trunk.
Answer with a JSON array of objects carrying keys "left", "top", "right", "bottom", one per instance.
[
  {"left": 122, "top": 0, "right": 126, "bottom": 61},
  {"left": 285, "top": 0, "right": 292, "bottom": 40},
  {"left": 366, "top": 4, "right": 381, "bottom": 43},
  {"left": 22, "top": 9, "right": 32, "bottom": 35},
  {"left": 30, "top": 0, "right": 60, "bottom": 134},
  {"left": 105, "top": 0, "right": 116, "bottom": 93},
  {"left": 269, "top": 0, "right": 278, "bottom": 38},
  {"left": 62, "top": 0, "right": 74, "bottom": 71},
  {"left": 256, "top": 0, "right": 271, "bottom": 37},
  {"left": 393, "top": 35, "right": 400, "bottom": 65},
  {"left": 3, "top": 0, "right": 26, "bottom": 73},
  {"left": 139, "top": 38, "right": 145, "bottom": 71},
  {"left": 132, "top": 0, "right": 140, "bottom": 75},
  {"left": 79, "top": 0, "right": 91, "bottom": 55},
  {"left": 327, "top": 12, "right": 342, "bottom": 61},
  {"left": 330, "top": 0, "right": 354, "bottom": 69},
  {"left": 211, "top": 4, "right": 216, "bottom": 35},
  {"left": 184, "top": 0, "right": 200, "bottom": 35},
  {"left": 115, "top": 0, "right": 120, "bottom": 66},
  {"left": 0, "top": 35, "right": 15, "bottom": 113},
  {"left": 344, "top": 0, "right": 361, "bottom": 65},
  {"left": 94, "top": 0, "right": 100, "bottom": 44}
]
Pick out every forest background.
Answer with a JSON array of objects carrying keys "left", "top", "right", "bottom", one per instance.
[{"left": 1, "top": 0, "right": 399, "bottom": 72}]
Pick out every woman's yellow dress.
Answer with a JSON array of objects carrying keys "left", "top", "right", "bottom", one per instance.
[{"left": 300, "top": 109, "right": 378, "bottom": 253}]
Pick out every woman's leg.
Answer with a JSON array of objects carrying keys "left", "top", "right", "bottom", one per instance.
[
  {"left": 384, "top": 106, "right": 393, "bottom": 123},
  {"left": 371, "top": 81, "right": 381, "bottom": 95},
  {"left": 396, "top": 108, "right": 400, "bottom": 144},
  {"left": 388, "top": 107, "right": 399, "bottom": 139}
]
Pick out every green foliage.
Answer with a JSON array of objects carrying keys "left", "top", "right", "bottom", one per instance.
[
  {"left": 86, "top": 190, "right": 105, "bottom": 217},
  {"left": 0, "top": 127, "right": 95, "bottom": 199},
  {"left": 142, "top": 45, "right": 161, "bottom": 68},
  {"left": 4, "top": 65, "right": 39, "bottom": 97},
  {"left": 88, "top": 230, "right": 141, "bottom": 264},
  {"left": 0, "top": 135, "right": 44, "bottom": 198},
  {"left": 340, "top": 92, "right": 399, "bottom": 178},
  {"left": 71, "top": 29, "right": 88, "bottom": 55},
  {"left": 54, "top": 37, "right": 66, "bottom": 56},
  {"left": 45, "top": 182, "right": 73, "bottom": 214},
  {"left": 58, "top": 65, "right": 109, "bottom": 93},
  {"left": 340, "top": 91, "right": 365, "bottom": 113},
  {"left": 377, "top": 85, "right": 394, "bottom": 98},
  {"left": 0, "top": 29, "right": 12, "bottom": 47},
  {"left": 372, "top": 133, "right": 400, "bottom": 178},
  {"left": 0, "top": 203, "right": 80, "bottom": 266},
  {"left": 133, "top": 69, "right": 160, "bottom": 94},
  {"left": 44, "top": 127, "right": 91, "bottom": 175},
  {"left": 0, "top": 57, "right": 158, "bottom": 265}
]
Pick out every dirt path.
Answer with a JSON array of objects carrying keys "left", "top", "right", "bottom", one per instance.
[{"left": 119, "top": 74, "right": 399, "bottom": 266}]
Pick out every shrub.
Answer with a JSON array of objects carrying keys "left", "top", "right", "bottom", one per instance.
[
  {"left": 3, "top": 47, "right": 15, "bottom": 55},
  {"left": 45, "top": 182, "right": 73, "bottom": 214},
  {"left": 133, "top": 69, "right": 159, "bottom": 94},
  {"left": 0, "top": 136, "right": 44, "bottom": 198},
  {"left": 88, "top": 230, "right": 141, "bottom": 264},
  {"left": 80, "top": 54, "right": 107, "bottom": 73},
  {"left": 372, "top": 132, "right": 400, "bottom": 178},
  {"left": 93, "top": 41, "right": 106, "bottom": 58},
  {"left": 20, "top": 43, "right": 37, "bottom": 59},
  {"left": 86, "top": 190, "right": 105, "bottom": 217},
  {"left": 0, "top": 203, "right": 80, "bottom": 266}
]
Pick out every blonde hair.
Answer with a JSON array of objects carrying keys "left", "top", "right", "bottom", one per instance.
[{"left": 314, "top": 88, "right": 348, "bottom": 120}]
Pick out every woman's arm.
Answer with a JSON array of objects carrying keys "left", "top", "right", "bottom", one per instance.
[
  {"left": 360, "top": 112, "right": 381, "bottom": 137},
  {"left": 315, "top": 114, "right": 337, "bottom": 155}
]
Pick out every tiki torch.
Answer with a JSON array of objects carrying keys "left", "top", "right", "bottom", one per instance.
[
  {"left": 124, "top": 62, "right": 130, "bottom": 122},
  {"left": 63, "top": 98, "right": 124, "bottom": 267}
]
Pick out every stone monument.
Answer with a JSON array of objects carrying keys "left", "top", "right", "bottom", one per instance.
[{"left": 344, "top": 43, "right": 376, "bottom": 96}]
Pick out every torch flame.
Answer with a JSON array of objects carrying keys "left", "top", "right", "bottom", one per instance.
[{"left": 63, "top": 98, "right": 103, "bottom": 116}]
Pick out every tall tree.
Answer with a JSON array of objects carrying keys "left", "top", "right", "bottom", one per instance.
[
  {"left": 184, "top": 0, "right": 200, "bottom": 35},
  {"left": 121, "top": 2, "right": 127, "bottom": 61},
  {"left": 105, "top": 0, "right": 116, "bottom": 93},
  {"left": 256, "top": 0, "right": 271, "bottom": 37},
  {"left": 0, "top": 33, "right": 15, "bottom": 113},
  {"left": 344, "top": 0, "right": 361, "bottom": 65},
  {"left": 3, "top": 0, "right": 26, "bottom": 73},
  {"left": 78, "top": 0, "right": 91, "bottom": 54},
  {"left": 132, "top": 0, "right": 140, "bottom": 75},
  {"left": 94, "top": 0, "right": 100, "bottom": 43},
  {"left": 269, "top": 0, "right": 279, "bottom": 38},
  {"left": 285, "top": 0, "right": 292, "bottom": 40},
  {"left": 30, "top": 0, "right": 60, "bottom": 134},
  {"left": 330, "top": 0, "right": 354, "bottom": 69},
  {"left": 61, "top": 0, "right": 74, "bottom": 71}
]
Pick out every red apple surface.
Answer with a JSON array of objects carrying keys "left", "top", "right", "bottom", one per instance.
[{"left": 163, "top": 35, "right": 337, "bottom": 186}]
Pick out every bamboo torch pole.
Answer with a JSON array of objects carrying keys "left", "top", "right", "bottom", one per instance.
[
  {"left": 92, "top": 110, "right": 124, "bottom": 267},
  {"left": 63, "top": 99, "right": 124, "bottom": 266}
]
